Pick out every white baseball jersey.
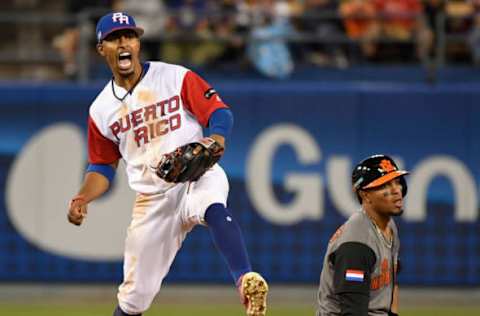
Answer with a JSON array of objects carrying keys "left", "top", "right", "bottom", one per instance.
[
  {"left": 87, "top": 61, "right": 227, "bottom": 194},
  {"left": 86, "top": 61, "right": 230, "bottom": 314}
]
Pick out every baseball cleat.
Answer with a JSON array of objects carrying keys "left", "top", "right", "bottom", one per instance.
[{"left": 239, "top": 272, "right": 269, "bottom": 316}]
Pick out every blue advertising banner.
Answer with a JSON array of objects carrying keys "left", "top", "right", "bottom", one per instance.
[{"left": 0, "top": 81, "right": 478, "bottom": 285}]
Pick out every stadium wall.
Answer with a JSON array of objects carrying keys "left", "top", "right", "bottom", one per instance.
[{"left": 0, "top": 81, "right": 478, "bottom": 285}]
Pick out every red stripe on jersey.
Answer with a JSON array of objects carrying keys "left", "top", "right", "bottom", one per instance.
[
  {"left": 180, "top": 71, "right": 228, "bottom": 127},
  {"left": 88, "top": 116, "right": 122, "bottom": 164}
]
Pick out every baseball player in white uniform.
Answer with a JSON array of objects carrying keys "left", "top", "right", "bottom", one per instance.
[{"left": 67, "top": 12, "right": 268, "bottom": 316}]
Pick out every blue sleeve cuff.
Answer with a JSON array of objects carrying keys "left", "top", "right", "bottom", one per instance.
[
  {"left": 86, "top": 163, "right": 116, "bottom": 183},
  {"left": 209, "top": 108, "right": 234, "bottom": 139}
]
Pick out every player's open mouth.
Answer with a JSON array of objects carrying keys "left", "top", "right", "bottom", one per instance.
[{"left": 118, "top": 52, "right": 132, "bottom": 70}]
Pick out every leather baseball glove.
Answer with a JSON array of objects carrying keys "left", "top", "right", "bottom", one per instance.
[{"left": 155, "top": 137, "right": 224, "bottom": 183}]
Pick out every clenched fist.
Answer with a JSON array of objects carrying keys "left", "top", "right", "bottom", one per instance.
[{"left": 67, "top": 196, "right": 88, "bottom": 226}]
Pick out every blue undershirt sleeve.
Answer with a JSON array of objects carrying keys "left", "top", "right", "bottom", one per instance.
[
  {"left": 208, "top": 108, "right": 234, "bottom": 139},
  {"left": 86, "top": 163, "right": 116, "bottom": 183}
]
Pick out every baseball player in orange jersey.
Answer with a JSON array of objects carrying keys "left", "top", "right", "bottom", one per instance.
[{"left": 67, "top": 12, "right": 268, "bottom": 316}]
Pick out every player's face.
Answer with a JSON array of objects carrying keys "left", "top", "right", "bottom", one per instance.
[
  {"left": 97, "top": 29, "right": 141, "bottom": 78},
  {"left": 364, "top": 178, "right": 404, "bottom": 216}
]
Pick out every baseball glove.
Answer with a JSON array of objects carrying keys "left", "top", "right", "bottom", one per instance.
[{"left": 155, "top": 137, "right": 224, "bottom": 183}]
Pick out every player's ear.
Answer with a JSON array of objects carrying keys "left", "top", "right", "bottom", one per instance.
[
  {"left": 359, "top": 190, "right": 369, "bottom": 204},
  {"left": 97, "top": 42, "right": 105, "bottom": 56}
]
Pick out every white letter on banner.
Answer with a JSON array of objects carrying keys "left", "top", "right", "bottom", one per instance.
[
  {"left": 327, "top": 156, "right": 358, "bottom": 218},
  {"left": 404, "top": 155, "right": 478, "bottom": 222},
  {"left": 6, "top": 123, "right": 134, "bottom": 261},
  {"left": 246, "top": 124, "right": 322, "bottom": 225}
]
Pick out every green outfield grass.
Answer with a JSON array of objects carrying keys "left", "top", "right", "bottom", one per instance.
[{"left": 1, "top": 303, "right": 479, "bottom": 316}]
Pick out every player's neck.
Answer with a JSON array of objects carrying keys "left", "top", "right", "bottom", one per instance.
[
  {"left": 364, "top": 207, "right": 390, "bottom": 231},
  {"left": 113, "top": 63, "right": 143, "bottom": 91}
]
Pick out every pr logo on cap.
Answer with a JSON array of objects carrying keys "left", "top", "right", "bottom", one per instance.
[
  {"left": 95, "top": 12, "right": 144, "bottom": 42},
  {"left": 112, "top": 12, "right": 130, "bottom": 24}
]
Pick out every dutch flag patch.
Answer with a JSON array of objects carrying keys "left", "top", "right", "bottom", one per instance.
[{"left": 345, "top": 269, "right": 365, "bottom": 282}]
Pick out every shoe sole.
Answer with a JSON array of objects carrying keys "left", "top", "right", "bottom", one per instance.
[{"left": 241, "top": 272, "right": 269, "bottom": 316}]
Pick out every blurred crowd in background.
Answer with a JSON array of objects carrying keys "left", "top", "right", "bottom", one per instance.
[{"left": 2, "top": 0, "right": 480, "bottom": 80}]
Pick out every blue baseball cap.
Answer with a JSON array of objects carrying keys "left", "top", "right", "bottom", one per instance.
[{"left": 96, "top": 12, "right": 144, "bottom": 42}]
